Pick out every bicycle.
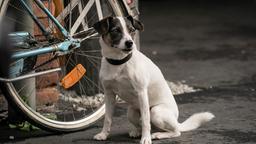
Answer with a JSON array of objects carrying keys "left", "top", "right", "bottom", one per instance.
[{"left": 0, "top": 0, "right": 139, "bottom": 132}]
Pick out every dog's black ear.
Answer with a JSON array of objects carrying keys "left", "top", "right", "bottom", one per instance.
[
  {"left": 127, "top": 15, "right": 144, "bottom": 31},
  {"left": 93, "top": 16, "right": 113, "bottom": 35}
]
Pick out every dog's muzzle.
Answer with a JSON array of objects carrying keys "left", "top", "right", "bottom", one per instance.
[
  {"left": 125, "top": 40, "right": 133, "bottom": 48},
  {"left": 122, "top": 40, "right": 133, "bottom": 52}
]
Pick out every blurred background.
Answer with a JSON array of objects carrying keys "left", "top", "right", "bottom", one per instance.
[{"left": 139, "top": 0, "right": 256, "bottom": 88}]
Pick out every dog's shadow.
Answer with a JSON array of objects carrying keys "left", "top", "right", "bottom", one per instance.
[
  {"left": 109, "top": 133, "right": 139, "bottom": 143},
  {"left": 109, "top": 132, "right": 182, "bottom": 144}
]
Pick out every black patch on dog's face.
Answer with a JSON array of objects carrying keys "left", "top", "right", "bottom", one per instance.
[{"left": 107, "top": 18, "right": 124, "bottom": 47}]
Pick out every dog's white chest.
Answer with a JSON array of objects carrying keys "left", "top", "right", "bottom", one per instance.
[
  {"left": 113, "top": 76, "right": 135, "bottom": 93},
  {"left": 100, "top": 61, "right": 141, "bottom": 107},
  {"left": 106, "top": 79, "right": 140, "bottom": 108}
]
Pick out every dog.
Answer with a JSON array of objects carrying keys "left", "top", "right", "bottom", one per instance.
[{"left": 93, "top": 16, "right": 215, "bottom": 144}]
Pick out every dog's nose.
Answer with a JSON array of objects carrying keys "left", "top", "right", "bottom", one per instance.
[{"left": 125, "top": 40, "right": 133, "bottom": 48}]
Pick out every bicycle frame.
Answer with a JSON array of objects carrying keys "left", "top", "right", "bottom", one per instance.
[
  {"left": 12, "top": 0, "right": 76, "bottom": 60},
  {"left": 11, "top": 0, "right": 134, "bottom": 60},
  {"left": 0, "top": 0, "right": 135, "bottom": 82}
]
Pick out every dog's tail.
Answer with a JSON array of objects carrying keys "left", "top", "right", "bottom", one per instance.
[{"left": 178, "top": 112, "right": 215, "bottom": 132}]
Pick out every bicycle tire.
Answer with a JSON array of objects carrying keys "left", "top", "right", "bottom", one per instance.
[{"left": 0, "top": 0, "right": 126, "bottom": 132}]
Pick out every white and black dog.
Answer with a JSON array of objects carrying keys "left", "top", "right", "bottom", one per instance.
[{"left": 93, "top": 16, "right": 214, "bottom": 144}]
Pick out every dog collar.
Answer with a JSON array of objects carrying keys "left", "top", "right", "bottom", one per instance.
[{"left": 105, "top": 52, "right": 132, "bottom": 65}]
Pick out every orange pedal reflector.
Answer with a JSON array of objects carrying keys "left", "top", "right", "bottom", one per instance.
[{"left": 61, "top": 64, "right": 86, "bottom": 89}]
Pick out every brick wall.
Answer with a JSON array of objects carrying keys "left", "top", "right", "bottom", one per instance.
[{"left": 33, "top": 0, "right": 56, "bottom": 41}]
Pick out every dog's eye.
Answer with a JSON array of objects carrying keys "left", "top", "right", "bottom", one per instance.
[{"left": 110, "top": 28, "right": 120, "bottom": 33}]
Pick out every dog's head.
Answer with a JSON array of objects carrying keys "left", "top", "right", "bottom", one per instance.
[{"left": 93, "top": 16, "right": 143, "bottom": 53}]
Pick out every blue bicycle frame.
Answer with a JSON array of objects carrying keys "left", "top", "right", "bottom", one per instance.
[
  {"left": 11, "top": 0, "right": 80, "bottom": 60},
  {"left": 0, "top": 0, "right": 136, "bottom": 82}
]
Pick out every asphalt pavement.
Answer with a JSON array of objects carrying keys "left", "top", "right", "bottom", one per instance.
[{"left": 1, "top": 0, "right": 256, "bottom": 144}]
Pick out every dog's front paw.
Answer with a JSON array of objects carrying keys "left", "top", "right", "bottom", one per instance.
[
  {"left": 129, "top": 130, "right": 141, "bottom": 138},
  {"left": 140, "top": 136, "right": 152, "bottom": 144},
  {"left": 93, "top": 132, "right": 108, "bottom": 141}
]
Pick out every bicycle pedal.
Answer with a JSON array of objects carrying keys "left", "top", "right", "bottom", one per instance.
[{"left": 60, "top": 64, "right": 86, "bottom": 89}]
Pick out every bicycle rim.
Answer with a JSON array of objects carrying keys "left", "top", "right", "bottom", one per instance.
[{"left": 0, "top": 0, "right": 125, "bottom": 132}]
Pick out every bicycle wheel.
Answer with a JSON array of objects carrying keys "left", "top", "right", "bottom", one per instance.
[{"left": 0, "top": 0, "right": 126, "bottom": 132}]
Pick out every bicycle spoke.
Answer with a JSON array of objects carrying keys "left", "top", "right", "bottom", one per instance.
[
  {"left": 66, "top": 58, "right": 102, "bottom": 109},
  {"left": 8, "top": 3, "right": 27, "bottom": 16},
  {"left": 81, "top": 54, "right": 101, "bottom": 70},
  {"left": 83, "top": 75, "right": 102, "bottom": 92},
  {"left": 65, "top": 53, "right": 73, "bottom": 68},
  {"left": 68, "top": 57, "right": 102, "bottom": 92},
  {"left": 78, "top": 81, "right": 94, "bottom": 112},
  {"left": 68, "top": 1, "right": 72, "bottom": 33},
  {"left": 56, "top": 0, "right": 80, "bottom": 22},
  {"left": 5, "top": 16, "right": 34, "bottom": 31},
  {"left": 0, "top": 0, "right": 9, "bottom": 21},
  {"left": 70, "top": 0, "right": 95, "bottom": 35},
  {"left": 78, "top": 50, "right": 101, "bottom": 53},
  {"left": 78, "top": 1, "right": 88, "bottom": 30},
  {"left": 80, "top": 32, "right": 99, "bottom": 41},
  {"left": 16, "top": 80, "right": 34, "bottom": 94},
  {"left": 95, "top": 0, "right": 103, "bottom": 20},
  {"left": 73, "top": 52, "right": 101, "bottom": 60}
]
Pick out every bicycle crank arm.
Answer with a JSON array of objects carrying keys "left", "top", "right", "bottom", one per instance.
[{"left": 0, "top": 68, "right": 61, "bottom": 82}]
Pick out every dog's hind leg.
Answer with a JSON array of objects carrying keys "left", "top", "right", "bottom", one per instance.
[
  {"left": 127, "top": 106, "right": 142, "bottom": 138},
  {"left": 150, "top": 104, "right": 181, "bottom": 140}
]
